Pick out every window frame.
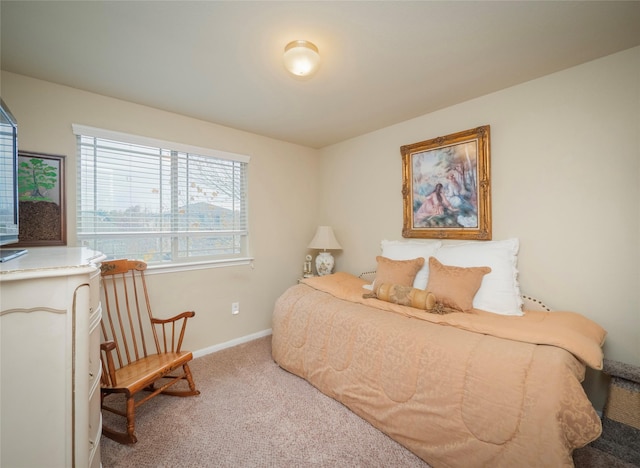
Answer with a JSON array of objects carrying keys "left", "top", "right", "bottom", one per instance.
[{"left": 72, "top": 124, "right": 252, "bottom": 272}]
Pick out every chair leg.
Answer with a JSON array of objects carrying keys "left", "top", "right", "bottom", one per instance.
[
  {"left": 184, "top": 363, "right": 199, "bottom": 395},
  {"left": 125, "top": 395, "right": 136, "bottom": 442},
  {"left": 101, "top": 393, "right": 138, "bottom": 444},
  {"left": 158, "top": 364, "right": 200, "bottom": 397}
]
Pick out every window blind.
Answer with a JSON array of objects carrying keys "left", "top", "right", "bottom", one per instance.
[{"left": 73, "top": 125, "right": 249, "bottom": 264}]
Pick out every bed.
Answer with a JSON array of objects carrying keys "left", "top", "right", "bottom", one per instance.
[{"left": 271, "top": 239, "right": 606, "bottom": 467}]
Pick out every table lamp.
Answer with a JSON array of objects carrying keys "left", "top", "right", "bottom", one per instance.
[{"left": 308, "top": 226, "right": 342, "bottom": 276}]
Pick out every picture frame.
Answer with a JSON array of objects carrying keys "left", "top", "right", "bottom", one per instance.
[
  {"left": 13, "top": 151, "right": 66, "bottom": 246},
  {"left": 401, "top": 125, "right": 491, "bottom": 240}
]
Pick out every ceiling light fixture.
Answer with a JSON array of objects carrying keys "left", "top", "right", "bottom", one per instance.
[{"left": 283, "top": 40, "right": 320, "bottom": 77}]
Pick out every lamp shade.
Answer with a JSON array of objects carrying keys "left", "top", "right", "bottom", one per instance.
[
  {"left": 283, "top": 40, "right": 320, "bottom": 77},
  {"left": 308, "top": 226, "right": 342, "bottom": 251}
]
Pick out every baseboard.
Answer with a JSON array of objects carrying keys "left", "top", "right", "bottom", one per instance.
[{"left": 192, "top": 328, "right": 272, "bottom": 358}]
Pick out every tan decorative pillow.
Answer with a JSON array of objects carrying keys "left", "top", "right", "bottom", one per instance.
[
  {"left": 363, "top": 284, "right": 456, "bottom": 315},
  {"left": 373, "top": 256, "right": 425, "bottom": 290},
  {"left": 425, "top": 257, "right": 491, "bottom": 312},
  {"left": 374, "top": 283, "right": 436, "bottom": 310}
]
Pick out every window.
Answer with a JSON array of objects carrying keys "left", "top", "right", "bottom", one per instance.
[{"left": 73, "top": 125, "right": 249, "bottom": 266}]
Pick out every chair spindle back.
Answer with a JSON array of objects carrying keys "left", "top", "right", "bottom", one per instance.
[{"left": 100, "top": 259, "right": 160, "bottom": 369}]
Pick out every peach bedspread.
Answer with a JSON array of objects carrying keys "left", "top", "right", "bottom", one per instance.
[{"left": 271, "top": 273, "right": 606, "bottom": 467}]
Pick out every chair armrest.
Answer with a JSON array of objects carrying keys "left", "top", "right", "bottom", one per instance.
[
  {"left": 150, "top": 311, "right": 196, "bottom": 353},
  {"left": 150, "top": 311, "right": 196, "bottom": 325},
  {"left": 100, "top": 340, "right": 118, "bottom": 386},
  {"left": 101, "top": 340, "right": 116, "bottom": 352}
]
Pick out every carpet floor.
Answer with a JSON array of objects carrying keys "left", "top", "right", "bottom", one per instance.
[{"left": 100, "top": 336, "right": 636, "bottom": 467}]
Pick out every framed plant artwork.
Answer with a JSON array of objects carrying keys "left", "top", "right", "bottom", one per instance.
[
  {"left": 401, "top": 125, "right": 491, "bottom": 240},
  {"left": 14, "top": 151, "right": 66, "bottom": 246}
]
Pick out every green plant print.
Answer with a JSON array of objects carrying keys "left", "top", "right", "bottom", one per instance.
[{"left": 18, "top": 158, "right": 58, "bottom": 202}]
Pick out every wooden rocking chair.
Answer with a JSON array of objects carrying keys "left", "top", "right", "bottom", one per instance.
[{"left": 99, "top": 259, "right": 200, "bottom": 444}]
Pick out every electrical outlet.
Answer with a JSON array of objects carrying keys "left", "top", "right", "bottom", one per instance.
[{"left": 231, "top": 302, "right": 240, "bottom": 315}]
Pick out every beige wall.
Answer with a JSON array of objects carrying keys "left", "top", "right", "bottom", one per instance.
[
  {"left": 1, "top": 71, "right": 320, "bottom": 352},
  {"left": 319, "top": 47, "right": 640, "bottom": 409}
]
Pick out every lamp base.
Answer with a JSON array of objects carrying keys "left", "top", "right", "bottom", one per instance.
[{"left": 315, "top": 251, "right": 335, "bottom": 276}]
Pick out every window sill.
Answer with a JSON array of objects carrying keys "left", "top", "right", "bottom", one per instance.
[{"left": 145, "top": 257, "right": 254, "bottom": 275}]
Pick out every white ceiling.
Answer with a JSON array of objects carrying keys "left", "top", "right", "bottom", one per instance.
[{"left": 2, "top": 1, "right": 640, "bottom": 148}]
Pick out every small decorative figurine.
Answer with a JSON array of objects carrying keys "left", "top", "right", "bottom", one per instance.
[{"left": 303, "top": 254, "right": 313, "bottom": 277}]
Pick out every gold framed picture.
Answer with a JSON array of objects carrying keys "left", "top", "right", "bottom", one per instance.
[{"left": 401, "top": 125, "right": 491, "bottom": 240}]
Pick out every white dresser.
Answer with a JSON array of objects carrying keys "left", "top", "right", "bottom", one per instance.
[{"left": 0, "top": 247, "right": 105, "bottom": 468}]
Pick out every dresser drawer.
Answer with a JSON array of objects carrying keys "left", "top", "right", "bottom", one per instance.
[
  {"left": 89, "top": 269, "right": 101, "bottom": 313},
  {"left": 88, "top": 386, "right": 102, "bottom": 467},
  {"left": 88, "top": 318, "right": 101, "bottom": 389}
]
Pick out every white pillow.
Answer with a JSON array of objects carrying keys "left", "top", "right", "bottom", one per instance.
[
  {"left": 434, "top": 238, "right": 523, "bottom": 316},
  {"left": 380, "top": 239, "right": 442, "bottom": 290}
]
